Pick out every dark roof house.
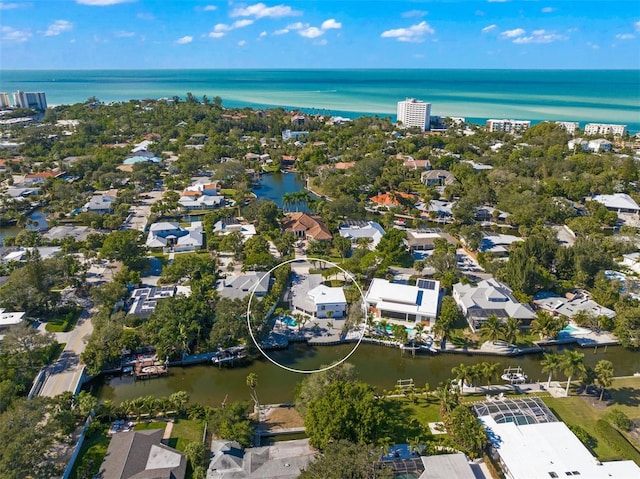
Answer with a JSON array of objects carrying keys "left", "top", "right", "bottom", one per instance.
[{"left": 99, "top": 429, "right": 187, "bottom": 479}]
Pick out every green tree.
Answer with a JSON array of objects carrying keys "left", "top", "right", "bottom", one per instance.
[
  {"left": 246, "top": 373, "right": 260, "bottom": 416},
  {"left": 444, "top": 404, "right": 488, "bottom": 459},
  {"left": 540, "top": 352, "right": 563, "bottom": 389},
  {"left": 333, "top": 235, "right": 352, "bottom": 260},
  {"left": 502, "top": 317, "right": 521, "bottom": 345},
  {"left": 304, "top": 380, "right": 386, "bottom": 449},
  {"left": 479, "top": 314, "right": 504, "bottom": 344},
  {"left": 561, "top": 350, "right": 586, "bottom": 396},
  {"left": 100, "top": 230, "right": 145, "bottom": 269},
  {"left": 295, "top": 363, "right": 356, "bottom": 417},
  {"left": 432, "top": 296, "right": 460, "bottom": 344},
  {"left": 299, "top": 440, "right": 393, "bottom": 479},
  {"left": 451, "top": 363, "right": 472, "bottom": 392},
  {"left": 594, "top": 359, "right": 614, "bottom": 401}
]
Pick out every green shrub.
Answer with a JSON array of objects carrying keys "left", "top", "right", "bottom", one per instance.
[
  {"left": 608, "top": 409, "right": 633, "bottom": 432},
  {"left": 595, "top": 419, "right": 640, "bottom": 462}
]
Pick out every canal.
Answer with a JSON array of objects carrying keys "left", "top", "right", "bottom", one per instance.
[
  {"left": 93, "top": 343, "right": 640, "bottom": 407},
  {"left": 254, "top": 172, "right": 313, "bottom": 210},
  {"left": 0, "top": 208, "right": 49, "bottom": 245}
]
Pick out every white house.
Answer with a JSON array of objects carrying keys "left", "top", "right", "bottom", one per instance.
[
  {"left": 146, "top": 221, "right": 204, "bottom": 251},
  {"left": 533, "top": 291, "right": 615, "bottom": 320},
  {"left": 216, "top": 272, "right": 270, "bottom": 300},
  {"left": 365, "top": 278, "right": 440, "bottom": 327},
  {"left": 587, "top": 138, "right": 612, "bottom": 152},
  {"left": 213, "top": 218, "right": 257, "bottom": 241},
  {"left": 621, "top": 252, "right": 640, "bottom": 274},
  {"left": 476, "top": 399, "right": 639, "bottom": 479},
  {"left": 0, "top": 308, "right": 26, "bottom": 331},
  {"left": 591, "top": 193, "right": 640, "bottom": 214},
  {"left": 478, "top": 232, "right": 523, "bottom": 257},
  {"left": 308, "top": 284, "right": 347, "bottom": 318},
  {"left": 338, "top": 220, "right": 385, "bottom": 249},
  {"left": 83, "top": 192, "right": 116, "bottom": 214},
  {"left": 453, "top": 279, "right": 535, "bottom": 331}
]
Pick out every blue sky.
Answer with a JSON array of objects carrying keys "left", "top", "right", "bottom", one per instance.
[{"left": 1, "top": 0, "right": 639, "bottom": 69}]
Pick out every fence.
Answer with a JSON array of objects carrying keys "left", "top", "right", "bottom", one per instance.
[{"left": 62, "top": 412, "right": 95, "bottom": 479}]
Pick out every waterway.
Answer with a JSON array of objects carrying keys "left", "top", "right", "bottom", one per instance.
[
  {"left": 253, "top": 172, "right": 311, "bottom": 210},
  {"left": 93, "top": 343, "right": 640, "bottom": 407},
  {"left": 0, "top": 209, "right": 49, "bottom": 245}
]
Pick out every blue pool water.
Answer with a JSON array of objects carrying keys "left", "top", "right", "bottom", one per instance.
[{"left": 279, "top": 316, "right": 297, "bottom": 327}]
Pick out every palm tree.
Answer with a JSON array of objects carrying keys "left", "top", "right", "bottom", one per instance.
[
  {"left": 479, "top": 314, "right": 504, "bottom": 344},
  {"left": 482, "top": 362, "right": 500, "bottom": 389},
  {"left": 246, "top": 373, "right": 260, "bottom": 417},
  {"left": 451, "top": 363, "right": 472, "bottom": 392},
  {"left": 414, "top": 323, "right": 425, "bottom": 342},
  {"left": 561, "top": 350, "right": 586, "bottom": 396},
  {"left": 438, "top": 382, "right": 459, "bottom": 416},
  {"left": 540, "top": 352, "right": 563, "bottom": 389},
  {"left": 391, "top": 323, "right": 409, "bottom": 344},
  {"left": 595, "top": 360, "right": 614, "bottom": 401},
  {"left": 356, "top": 237, "right": 373, "bottom": 251},
  {"left": 503, "top": 317, "right": 521, "bottom": 345}
]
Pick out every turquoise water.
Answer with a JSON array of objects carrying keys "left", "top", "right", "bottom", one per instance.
[
  {"left": 279, "top": 316, "right": 297, "bottom": 328},
  {"left": 2, "top": 69, "right": 638, "bottom": 132}
]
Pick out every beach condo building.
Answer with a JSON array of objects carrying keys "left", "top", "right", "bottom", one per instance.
[
  {"left": 555, "top": 121, "right": 580, "bottom": 134},
  {"left": 486, "top": 119, "right": 530, "bottom": 134},
  {"left": 584, "top": 123, "right": 627, "bottom": 136},
  {"left": 0, "top": 93, "right": 10, "bottom": 108},
  {"left": 397, "top": 98, "right": 431, "bottom": 131},
  {"left": 13, "top": 90, "right": 47, "bottom": 111},
  {"left": 365, "top": 278, "right": 441, "bottom": 328}
]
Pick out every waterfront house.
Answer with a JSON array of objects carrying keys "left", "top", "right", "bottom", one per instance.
[
  {"left": 146, "top": 221, "right": 204, "bottom": 251},
  {"left": 365, "top": 278, "right": 441, "bottom": 328},
  {"left": 99, "top": 429, "right": 187, "bottom": 479},
  {"left": 453, "top": 279, "right": 535, "bottom": 332},
  {"left": 404, "top": 229, "right": 457, "bottom": 254},
  {"left": 282, "top": 212, "right": 332, "bottom": 241},
  {"left": 128, "top": 285, "right": 191, "bottom": 318},
  {"left": 474, "top": 398, "right": 639, "bottom": 479},
  {"left": 533, "top": 291, "right": 615, "bottom": 321},
  {"left": 289, "top": 274, "right": 346, "bottom": 319},
  {"left": 478, "top": 232, "right": 523, "bottom": 258},
  {"left": 213, "top": 218, "right": 257, "bottom": 241},
  {"left": 368, "top": 191, "right": 417, "bottom": 208},
  {"left": 24, "top": 169, "right": 65, "bottom": 184},
  {"left": 208, "top": 439, "right": 315, "bottom": 479}
]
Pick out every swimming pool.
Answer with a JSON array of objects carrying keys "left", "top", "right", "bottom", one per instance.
[
  {"left": 559, "top": 324, "right": 591, "bottom": 336},
  {"left": 279, "top": 316, "right": 297, "bottom": 328}
]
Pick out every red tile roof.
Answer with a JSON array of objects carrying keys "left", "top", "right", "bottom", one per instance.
[{"left": 283, "top": 212, "right": 332, "bottom": 241}]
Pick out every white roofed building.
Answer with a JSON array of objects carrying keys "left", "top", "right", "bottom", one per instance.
[
  {"left": 365, "top": 278, "right": 441, "bottom": 328},
  {"left": 556, "top": 121, "right": 580, "bottom": 134},
  {"left": 338, "top": 220, "right": 385, "bottom": 249},
  {"left": 216, "top": 272, "right": 270, "bottom": 300},
  {"left": 146, "top": 221, "right": 204, "bottom": 251},
  {"left": 486, "top": 119, "right": 530, "bottom": 134},
  {"left": 0, "top": 308, "right": 26, "bottom": 331},
  {"left": 584, "top": 123, "right": 627, "bottom": 136},
  {"left": 591, "top": 193, "right": 640, "bottom": 214}
]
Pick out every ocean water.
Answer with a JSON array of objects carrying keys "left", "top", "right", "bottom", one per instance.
[{"left": 1, "top": 69, "right": 638, "bottom": 132}]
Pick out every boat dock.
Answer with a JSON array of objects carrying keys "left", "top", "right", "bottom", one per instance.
[{"left": 134, "top": 358, "right": 168, "bottom": 380}]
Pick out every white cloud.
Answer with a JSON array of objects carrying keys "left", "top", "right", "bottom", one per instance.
[
  {"left": 0, "top": 2, "right": 23, "bottom": 9},
  {"left": 541, "top": 7, "right": 556, "bottom": 13},
  {"left": 402, "top": 10, "right": 427, "bottom": 18},
  {"left": 233, "top": 19, "right": 254, "bottom": 28},
  {"left": 230, "top": 3, "right": 299, "bottom": 19},
  {"left": 238, "top": 40, "right": 246, "bottom": 46},
  {"left": 380, "top": 21, "right": 435, "bottom": 43},
  {"left": 259, "top": 31, "right": 267, "bottom": 38},
  {"left": 176, "top": 36, "right": 193, "bottom": 44},
  {"left": 214, "top": 23, "right": 231, "bottom": 32},
  {"left": 45, "top": 20, "right": 73, "bottom": 36},
  {"left": 203, "top": 5, "right": 217, "bottom": 11},
  {"left": 587, "top": 42, "right": 599, "bottom": 50},
  {"left": 615, "top": 33, "right": 635, "bottom": 40},
  {"left": 115, "top": 30, "right": 135, "bottom": 37},
  {"left": 634, "top": 20, "right": 640, "bottom": 32},
  {"left": 321, "top": 18, "right": 341, "bottom": 30},
  {"left": 209, "top": 31, "right": 225, "bottom": 38},
  {"left": 314, "top": 38, "right": 327, "bottom": 46},
  {"left": 482, "top": 24, "right": 497, "bottom": 33},
  {"left": 274, "top": 28, "right": 289, "bottom": 35},
  {"left": 1, "top": 25, "right": 31, "bottom": 42},
  {"left": 299, "top": 26, "right": 323, "bottom": 38},
  {"left": 286, "top": 22, "right": 306, "bottom": 30},
  {"left": 76, "top": 0, "right": 134, "bottom": 5},
  {"left": 500, "top": 28, "right": 525, "bottom": 38},
  {"left": 136, "top": 12, "right": 154, "bottom": 20},
  {"left": 513, "top": 31, "right": 567, "bottom": 44}
]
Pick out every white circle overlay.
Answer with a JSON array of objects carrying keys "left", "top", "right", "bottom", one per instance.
[{"left": 246, "top": 257, "right": 367, "bottom": 374}]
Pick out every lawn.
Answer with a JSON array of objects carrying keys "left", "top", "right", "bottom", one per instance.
[
  {"left": 542, "top": 377, "right": 640, "bottom": 463},
  {"left": 68, "top": 424, "right": 111, "bottom": 479},
  {"left": 134, "top": 421, "right": 167, "bottom": 432},
  {"left": 382, "top": 395, "right": 442, "bottom": 444},
  {"left": 168, "top": 418, "right": 205, "bottom": 451},
  {"left": 44, "top": 306, "right": 82, "bottom": 332}
]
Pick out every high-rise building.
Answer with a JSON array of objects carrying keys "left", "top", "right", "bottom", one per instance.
[
  {"left": 13, "top": 90, "right": 47, "bottom": 111},
  {"left": 0, "top": 93, "right": 10, "bottom": 109},
  {"left": 584, "top": 123, "right": 627, "bottom": 136},
  {"left": 486, "top": 119, "right": 531, "bottom": 134},
  {"left": 397, "top": 98, "right": 431, "bottom": 131}
]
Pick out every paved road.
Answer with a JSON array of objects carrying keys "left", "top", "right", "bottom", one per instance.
[{"left": 38, "top": 309, "right": 94, "bottom": 398}]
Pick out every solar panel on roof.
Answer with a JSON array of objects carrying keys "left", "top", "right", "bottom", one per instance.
[{"left": 417, "top": 279, "right": 436, "bottom": 290}]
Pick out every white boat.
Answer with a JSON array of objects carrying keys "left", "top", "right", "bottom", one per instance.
[{"left": 501, "top": 366, "right": 527, "bottom": 384}]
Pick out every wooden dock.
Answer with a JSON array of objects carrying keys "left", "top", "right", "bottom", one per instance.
[{"left": 134, "top": 358, "right": 168, "bottom": 380}]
